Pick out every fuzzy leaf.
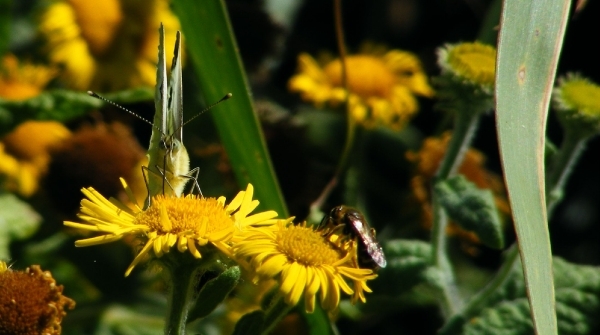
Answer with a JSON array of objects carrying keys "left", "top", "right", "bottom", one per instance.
[
  {"left": 0, "top": 193, "right": 41, "bottom": 259},
  {"left": 434, "top": 175, "right": 504, "bottom": 249},
  {"left": 373, "top": 240, "right": 435, "bottom": 294},
  {"left": 232, "top": 310, "right": 265, "bottom": 335},
  {"left": 463, "top": 258, "right": 600, "bottom": 335},
  {"left": 187, "top": 266, "right": 241, "bottom": 322},
  {"left": 0, "top": 88, "right": 153, "bottom": 136}
]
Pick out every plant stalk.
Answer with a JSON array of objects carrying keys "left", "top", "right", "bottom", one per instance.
[
  {"left": 261, "top": 295, "right": 293, "bottom": 335},
  {"left": 546, "top": 129, "right": 588, "bottom": 216},
  {"left": 164, "top": 261, "right": 202, "bottom": 335},
  {"left": 431, "top": 111, "right": 480, "bottom": 316}
]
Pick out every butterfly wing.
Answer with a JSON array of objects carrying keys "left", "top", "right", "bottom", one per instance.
[
  {"left": 163, "top": 29, "right": 191, "bottom": 196},
  {"left": 168, "top": 31, "right": 183, "bottom": 145}
]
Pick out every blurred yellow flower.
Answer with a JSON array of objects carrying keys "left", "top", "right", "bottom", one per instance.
[
  {"left": 437, "top": 42, "right": 496, "bottom": 92},
  {"left": 233, "top": 220, "right": 377, "bottom": 313},
  {"left": 38, "top": 0, "right": 181, "bottom": 91},
  {"left": 65, "top": 182, "right": 279, "bottom": 276},
  {"left": 0, "top": 54, "right": 57, "bottom": 100},
  {"left": 406, "top": 133, "right": 509, "bottom": 252},
  {"left": 0, "top": 121, "right": 71, "bottom": 196},
  {"left": 0, "top": 261, "right": 75, "bottom": 335},
  {"left": 553, "top": 73, "right": 600, "bottom": 136},
  {"left": 289, "top": 47, "right": 434, "bottom": 130}
]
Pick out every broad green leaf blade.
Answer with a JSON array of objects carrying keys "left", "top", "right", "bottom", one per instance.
[
  {"left": 173, "top": 0, "right": 287, "bottom": 217},
  {"left": 434, "top": 176, "right": 504, "bottom": 249},
  {"left": 496, "top": 1, "right": 571, "bottom": 334}
]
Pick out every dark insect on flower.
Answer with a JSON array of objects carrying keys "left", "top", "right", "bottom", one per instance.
[{"left": 319, "top": 205, "right": 387, "bottom": 270}]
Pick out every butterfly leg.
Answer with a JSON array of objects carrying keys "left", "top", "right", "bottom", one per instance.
[
  {"left": 141, "top": 165, "right": 152, "bottom": 209},
  {"left": 154, "top": 164, "right": 178, "bottom": 195},
  {"left": 181, "top": 167, "right": 202, "bottom": 197}
]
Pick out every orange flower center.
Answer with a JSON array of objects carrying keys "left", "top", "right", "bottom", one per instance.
[{"left": 324, "top": 55, "right": 396, "bottom": 98}]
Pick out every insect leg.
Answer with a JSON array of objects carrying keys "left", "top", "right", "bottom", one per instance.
[
  {"left": 141, "top": 165, "right": 152, "bottom": 209},
  {"left": 154, "top": 164, "right": 178, "bottom": 195},
  {"left": 181, "top": 167, "right": 202, "bottom": 197}
]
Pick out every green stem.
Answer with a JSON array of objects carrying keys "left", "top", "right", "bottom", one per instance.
[
  {"left": 431, "top": 197, "right": 461, "bottom": 316},
  {"left": 477, "top": 0, "right": 503, "bottom": 45},
  {"left": 546, "top": 129, "right": 588, "bottom": 216},
  {"left": 430, "top": 112, "right": 480, "bottom": 316},
  {"left": 435, "top": 112, "right": 480, "bottom": 180},
  {"left": 308, "top": 0, "right": 356, "bottom": 215},
  {"left": 164, "top": 260, "right": 202, "bottom": 335},
  {"left": 462, "top": 244, "right": 519, "bottom": 316},
  {"left": 261, "top": 295, "right": 293, "bottom": 335}
]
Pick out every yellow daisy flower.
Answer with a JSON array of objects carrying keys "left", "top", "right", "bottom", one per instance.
[
  {"left": 406, "top": 133, "right": 510, "bottom": 254},
  {"left": 38, "top": 0, "right": 181, "bottom": 91},
  {"left": 0, "top": 262, "right": 75, "bottom": 335},
  {"left": 0, "top": 54, "right": 57, "bottom": 101},
  {"left": 288, "top": 47, "right": 434, "bottom": 131},
  {"left": 553, "top": 73, "right": 600, "bottom": 136},
  {"left": 233, "top": 220, "right": 377, "bottom": 313},
  {"left": 64, "top": 182, "right": 279, "bottom": 276}
]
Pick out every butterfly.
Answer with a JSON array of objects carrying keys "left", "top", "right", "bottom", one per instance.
[
  {"left": 143, "top": 24, "right": 195, "bottom": 207},
  {"left": 88, "top": 24, "right": 231, "bottom": 209},
  {"left": 144, "top": 24, "right": 231, "bottom": 208}
]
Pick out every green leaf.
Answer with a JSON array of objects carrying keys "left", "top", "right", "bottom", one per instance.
[
  {"left": 187, "top": 266, "right": 241, "bottom": 322},
  {"left": 0, "top": 193, "right": 41, "bottom": 259},
  {"left": 434, "top": 175, "right": 504, "bottom": 249},
  {"left": 96, "top": 305, "right": 164, "bottom": 335},
  {"left": 463, "top": 258, "right": 600, "bottom": 335},
  {"left": 172, "top": 0, "right": 288, "bottom": 217},
  {"left": 496, "top": 0, "right": 571, "bottom": 333},
  {"left": 297, "top": 302, "right": 334, "bottom": 335},
  {"left": 373, "top": 240, "right": 434, "bottom": 294},
  {"left": 0, "top": 88, "right": 153, "bottom": 136},
  {"left": 232, "top": 310, "right": 265, "bottom": 335}
]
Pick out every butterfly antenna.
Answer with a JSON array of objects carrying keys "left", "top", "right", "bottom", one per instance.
[
  {"left": 180, "top": 93, "right": 233, "bottom": 129},
  {"left": 87, "top": 91, "right": 160, "bottom": 132}
]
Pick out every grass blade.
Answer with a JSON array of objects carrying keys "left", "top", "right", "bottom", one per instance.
[
  {"left": 173, "top": 0, "right": 287, "bottom": 217},
  {"left": 496, "top": 1, "right": 571, "bottom": 334}
]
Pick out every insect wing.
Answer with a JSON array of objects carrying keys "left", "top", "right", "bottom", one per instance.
[
  {"left": 168, "top": 30, "right": 183, "bottom": 145},
  {"left": 145, "top": 24, "right": 190, "bottom": 203},
  {"left": 148, "top": 23, "right": 168, "bottom": 159},
  {"left": 345, "top": 213, "right": 385, "bottom": 267}
]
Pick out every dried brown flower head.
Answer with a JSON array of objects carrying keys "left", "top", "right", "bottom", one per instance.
[{"left": 0, "top": 263, "right": 75, "bottom": 335}]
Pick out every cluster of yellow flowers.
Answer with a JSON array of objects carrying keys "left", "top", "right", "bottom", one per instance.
[
  {"left": 64, "top": 180, "right": 377, "bottom": 313},
  {"left": 1, "top": 0, "right": 179, "bottom": 198}
]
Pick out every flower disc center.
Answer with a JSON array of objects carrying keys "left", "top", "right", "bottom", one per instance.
[
  {"left": 277, "top": 225, "right": 343, "bottom": 266},
  {"left": 324, "top": 55, "right": 396, "bottom": 98}
]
